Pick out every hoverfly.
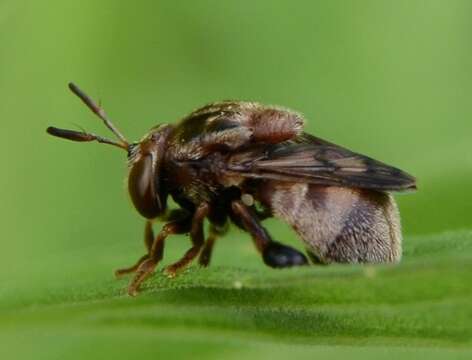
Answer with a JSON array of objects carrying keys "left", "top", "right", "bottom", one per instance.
[{"left": 47, "top": 83, "right": 416, "bottom": 296}]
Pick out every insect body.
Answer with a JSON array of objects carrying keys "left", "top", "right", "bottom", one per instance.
[{"left": 47, "top": 83, "right": 416, "bottom": 296}]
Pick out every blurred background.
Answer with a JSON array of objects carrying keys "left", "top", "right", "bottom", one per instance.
[{"left": 0, "top": 0, "right": 471, "bottom": 332}]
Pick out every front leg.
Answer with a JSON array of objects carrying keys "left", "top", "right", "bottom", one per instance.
[
  {"left": 127, "top": 213, "right": 192, "bottom": 296},
  {"left": 114, "top": 220, "right": 155, "bottom": 277},
  {"left": 231, "top": 200, "right": 308, "bottom": 268},
  {"left": 114, "top": 209, "right": 190, "bottom": 278}
]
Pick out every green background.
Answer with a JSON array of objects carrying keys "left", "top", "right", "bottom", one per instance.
[{"left": 0, "top": 1, "right": 471, "bottom": 359}]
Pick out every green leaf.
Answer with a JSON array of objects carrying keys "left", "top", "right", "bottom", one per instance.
[{"left": 1, "top": 231, "right": 471, "bottom": 360}]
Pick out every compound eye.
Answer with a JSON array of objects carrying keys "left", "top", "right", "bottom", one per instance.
[{"left": 128, "top": 155, "right": 161, "bottom": 218}]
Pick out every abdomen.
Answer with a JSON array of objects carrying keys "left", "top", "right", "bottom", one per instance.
[{"left": 258, "top": 182, "right": 402, "bottom": 264}]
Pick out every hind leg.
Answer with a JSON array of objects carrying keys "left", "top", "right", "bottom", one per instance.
[
  {"left": 164, "top": 203, "right": 210, "bottom": 277},
  {"left": 231, "top": 200, "right": 307, "bottom": 268}
]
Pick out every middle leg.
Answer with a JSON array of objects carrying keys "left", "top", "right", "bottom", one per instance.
[
  {"left": 198, "top": 223, "right": 228, "bottom": 267},
  {"left": 114, "top": 220, "right": 155, "bottom": 278},
  {"left": 165, "top": 202, "right": 210, "bottom": 277}
]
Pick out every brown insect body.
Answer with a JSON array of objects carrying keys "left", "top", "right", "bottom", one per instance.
[{"left": 47, "top": 84, "right": 416, "bottom": 296}]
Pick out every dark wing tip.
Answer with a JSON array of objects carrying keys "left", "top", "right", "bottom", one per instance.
[
  {"left": 404, "top": 175, "right": 418, "bottom": 191},
  {"left": 392, "top": 169, "right": 417, "bottom": 192}
]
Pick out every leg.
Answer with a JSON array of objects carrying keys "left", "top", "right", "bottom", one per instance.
[
  {"left": 115, "top": 209, "right": 191, "bottom": 278},
  {"left": 165, "top": 202, "right": 210, "bottom": 277},
  {"left": 127, "top": 215, "right": 192, "bottom": 296},
  {"left": 198, "top": 223, "right": 228, "bottom": 267},
  {"left": 114, "top": 220, "right": 154, "bottom": 277},
  {"left": 231, "top": 200, "right": 308, "bottom": 268}
]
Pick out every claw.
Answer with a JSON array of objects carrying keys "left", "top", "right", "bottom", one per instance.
[
  {"left": 163, "top": 265, "right": 178, "bottom": 279},
  {"left": 127, "top": 258, "right": 157, "bottom": 296},
  {"left": 128, "top": 288, "right": 139, "bottom": 297}
]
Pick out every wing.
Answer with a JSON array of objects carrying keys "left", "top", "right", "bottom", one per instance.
[{"left": 226, "top": 133, "right": 416, "bottom": 192}]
